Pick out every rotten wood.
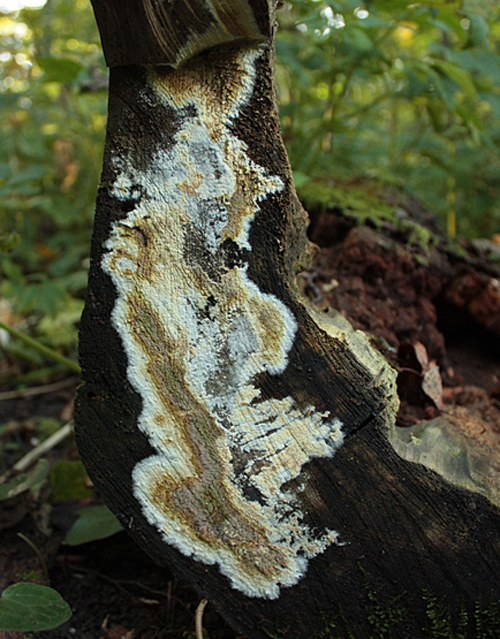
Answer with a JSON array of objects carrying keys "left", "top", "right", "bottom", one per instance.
[{"left": 75, "top": 1, "right": 500, "bottom": 637}]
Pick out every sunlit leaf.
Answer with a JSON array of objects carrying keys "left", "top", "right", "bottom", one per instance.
[
  {"left": 38, "top": 298, "right": 84, "bottom": 346},
  {"left": 343, "top": 26, "right": 373, "bottom": 52},
  {"left": 36, "top": 57, "right": 84, "bottom": 83},
  {"left": 432, "top": 60, "right": 478, "bottom": 100},
  {"left": 0, "top": 231, "right": 20, "bottom": 254}
]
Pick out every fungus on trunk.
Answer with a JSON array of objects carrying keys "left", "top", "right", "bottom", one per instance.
[{"left": 76, "top": 1, "right": 500, "bottom": 637}]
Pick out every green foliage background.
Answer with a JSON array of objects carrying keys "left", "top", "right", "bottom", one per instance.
[
  {"left": 0, "top": 0, "right": 499, "bottom": 363},
  {"left": 277, "top": 0, "right": 500, "bottom": 241}
]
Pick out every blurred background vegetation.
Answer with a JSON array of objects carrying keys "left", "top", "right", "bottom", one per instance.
[{"left": 0, "top": 0, "right": 499, "bottom": 370}]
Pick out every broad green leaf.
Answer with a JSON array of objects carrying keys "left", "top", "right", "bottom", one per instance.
[
  {"left": 343, "top": 26, "right": 373, "bottom": 52},
  {"left": 64, "top": 504, "right": 124, "bottom": 546},
  {"left": 432, "top": 60, "right": 478, "bottom": 100},
  {"left": 0, "top": 583, "right": 71, "bottom": 631},
  {"left": 293, "top": 171, "right": 311, "bottom": 188},
  {"left": 0, "top": 232, "right": 20, "bottom": 254},
  {"left": 454, "top": 101, "right": 483, "bottom": 131},
  {"left": 467, "top": 15, "right": 490, "bottom": 48},
  {"left": 38, "top": 298, "right": 84, "bottom": 347},
  {"left": 7, "top": 165, "right": 47, "bottom": 185},
  {"left": 50, "top": 459, "right": 93, "bottom": 500},
  {"left": 463, "top": 0, "right": 498, "bottom": 16},
  {"left": 0, "top": 163, "right": 10, "bottom": 179},
  {"left": 0, "top": 460, "right": 50, "bottom": 501},
  {"left": 36, "top": 57, "right": 84, "bottom": 83}
]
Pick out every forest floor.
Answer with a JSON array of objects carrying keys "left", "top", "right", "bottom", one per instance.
[{"left": 1, "top": 192, "right": 500, "bottom": 639}]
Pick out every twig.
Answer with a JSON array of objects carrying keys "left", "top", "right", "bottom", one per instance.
[
  {"left": 9, "top": 364, "right": 68, "bottom": 385},
  {"left": 116, "top": 578, "right": 175, "bottom": 599},
  {"left": 17, "top": 532, "right": 50, "bottom": 584},
  {"left": 74, "top": 566, "right": 137, "bottom": 598},
  {"left": 0, "top": 377, "right": 77, "bottom": 401},
  {"left": 12, "top": 421, "right": 74, "bottom": 473},
  {"left": 0, "top": 319, "right": 81, "bottom": 373},
  {"left": 71, "top": 566, "right": 182, "bottom": 602},
  {"left": 195, "top": 598, "right": 208, "bottom": 639}
]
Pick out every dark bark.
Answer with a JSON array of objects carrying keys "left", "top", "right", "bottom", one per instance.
[
  {"left": 75, "top": 2, "right": 500, "bottom": 637},
  {"left": 90, "top": 0, "right": 273, "bottom": 67}
]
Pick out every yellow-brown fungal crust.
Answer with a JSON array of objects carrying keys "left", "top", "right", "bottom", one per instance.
[{"left": 102, "top": 46, "right": 344, "bottom": 599}]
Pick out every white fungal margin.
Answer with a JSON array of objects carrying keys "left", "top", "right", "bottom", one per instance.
[{"left": 102, "top": 47, "right": 345, "bottom": 599}]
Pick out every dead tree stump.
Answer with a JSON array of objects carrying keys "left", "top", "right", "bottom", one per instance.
[{"left": 75, "top": 1, "right": 500, "bottom": 637}]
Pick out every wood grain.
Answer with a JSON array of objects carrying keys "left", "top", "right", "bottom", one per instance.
[
  {"left": 76, "top": 3, "right": 500, "bottom": 636},
  {"left": 90, "top": 0, "right": 273, "bottom": 67}
]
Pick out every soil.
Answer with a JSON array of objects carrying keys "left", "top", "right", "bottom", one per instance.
[
  {"left": 37, "top": 532, "right": 240, "bottom": 639},
  {"left": 305, "top": 202, "right": 500, "bottom": 429},
  {"left": 0, "top": 389, "right": 237, "bottom": 639},
  {"left": 1, "top": 202, "right": 500, "bottom": 639}
]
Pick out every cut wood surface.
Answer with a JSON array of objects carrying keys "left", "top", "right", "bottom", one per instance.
[
  {"left": 90, "top": 0, "right": 273, "bottom": 67},
  {"left": 75, "top": 1, "right": 500, "bottom": 637}
]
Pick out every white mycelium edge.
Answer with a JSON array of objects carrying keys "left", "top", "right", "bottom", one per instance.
[{"left": 102, "top": 46, "right": 345, "bottom": 599}]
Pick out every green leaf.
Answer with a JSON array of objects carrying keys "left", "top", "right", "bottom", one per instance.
[
  {"left": 0, "top": 582, "right": 71, "bottom": 631},
  {"left": 0, "top": 460, "right": 50, "bottom": 501},
  {"left": 343, "top": 27, "right": 373, "bottom": 52},
  {"left": 7, "top": 165, "right": 47, "bottom": 185},
  {"left": 38, "top": 298, "right": 84, "bottom": 346},
  {"left": 432, "top": 60, "right": 478, "bottom": 100},
  {"left": 467, "top": 15, "right": 490, "bottom": 48},
  {"left": 292, "top": 171, "right": 311, "bottom": 188},
  {"left": 50, "top": 459, "right": 93, "bottom": 500},
  {"left": 0, "top": 231, "right": 20, "bottom": 254},
  {"left": 36, "top": 57, "right": 84, "bottom": 83},
  {"left": 64, "top": 504, "right": 124, "bottom": 545},
  {"left": 0, "top": 162, "right": 11, "bottom": 179}
]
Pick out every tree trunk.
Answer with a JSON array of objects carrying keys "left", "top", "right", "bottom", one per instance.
[{"left": 75, "top": 1, "right": 500, "bottom": 637}]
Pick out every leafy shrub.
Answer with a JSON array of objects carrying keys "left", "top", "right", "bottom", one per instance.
[
  {"left": 1, "top": 0, "right": 500, "bottom": 367},
  {"left": 276, "top": 0, "right": 500, "bottom": 239},
  {"left": 0, "top": 0, "right": 106, "bottom": 360}
]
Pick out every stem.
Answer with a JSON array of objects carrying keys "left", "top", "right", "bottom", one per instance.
[
  {"left": 0, "top": 377, "right": 77, "bottom": 402},
  {"left": 195, "top": 599, "right": 208, "bottom": 639},
  {"left": 17, "top": 532, "right": 50, "bottom": 584},
  {"left": 7, "top": 364, "right": 68, "bottom": 385},
  {"left": 13, "top": 421, "right": 74, "bottom": 473},
  {"left": 0, "top": 319, "right": 81, "bottom": 373},
  {"left": 0, "top": 421, "right": 75, "bottom": 484}
]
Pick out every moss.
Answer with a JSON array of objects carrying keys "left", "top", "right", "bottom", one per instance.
[
  {"left": 297, "top": 177, "right": 436, "bottom": 256},
  {"left": 262, "top": 575, "right": 500, "bottom": 639}
]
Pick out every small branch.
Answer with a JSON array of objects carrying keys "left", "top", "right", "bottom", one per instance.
[
  {"left": 12, "top": 421, "right": 74, "bottom": 474},
  {"left": 17, "top": 532, "right": 50, "bottom": 584},
  {"left": 195, "top": 599, "right": 208, "bottom": 639},
  {"left": 71, "top": 566, "right": 186, "bottom": 604},
  {"left": 77, "top": 566, "right": 139, "bottom": 598},
  {"left": 0, "top": 377, "right": 77, "bottom": 402},
  {"left": 0, "top": 319, "right": 81, "bottom": 373}
]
